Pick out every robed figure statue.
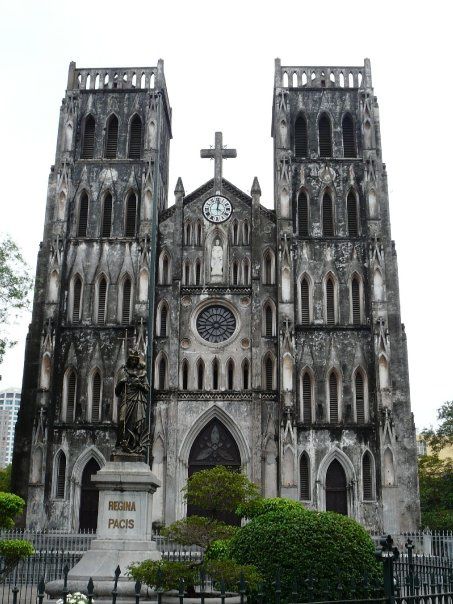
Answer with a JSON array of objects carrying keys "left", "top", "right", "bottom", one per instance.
[{"left": 115, "top": 348, "right": 150, "bottom": 455}]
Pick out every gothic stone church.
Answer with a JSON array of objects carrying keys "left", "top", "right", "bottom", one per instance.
[{"left": 11, "top": 59, "right": 420, "bottom": 534}]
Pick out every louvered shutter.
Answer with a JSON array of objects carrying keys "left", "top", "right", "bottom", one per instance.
[
  {"left": 56, "top": 452, "right": 66, "bottom": 498},
  {"left": 160, "top": 305, "right": 168, "bottom": 337},
  {"left": 81, "top": 116, "right": 95, "bottom": 159},
  {"left": 298, "top": 191, "right": 309, "bottom": 236},
  {"left": 319, "top": 115, "right": 332, "bottom": 157},
  {"left": 322, "top": 194, "right": 334, "bottom": 236},
  {"left": 105, "top": 115, "right": 118, "bottom": 159},
  {"left": 158, "top": 358, "right": 166, "bottom": 389},
  {"left": 356, "top": 372, "right": 365, "bottom": 424},
  {"left": 363, "top": 452, "right": 373, "bottom": 500},
  {"left": 342, "top": 115, "right": 356, "bottom": 158},
  {"left": 300, "top": 454, "right": 310, "bottom": 499},
  {"left": 301, "top": 278, "right": 310, "bottom": 325},
  {"left": 243, "top": 361, "right": 249, "bottom": 389},
  {"left": 347, "top": 192, "right": 359, "bottom": 237},
  {"left": 352, "top": 278, "right": 361, "bottom": 325},
  {"left": 125, "top": 193, "right": 137, "bottom": 237},
  {"left": 326, "top": 279, "right": 335, "bottom": 326},
  {"left": 329, "top": 373, "right": 339, "bottom": 422},
  {"left": 265, "top": 305, "right": 273, "bottom": 336},
  {"left": 121, "top": 278, "right": 131, "bottom": 325},
  {"left": 77, "top": 193, "right": 89, "bottom": 237},
  {"left": 72, "top": 278, "right": 82, "bottom": 323},
  {"left": 97, "top": 278, "right": 107, "bottom": 324},
  {"left": 302, "top": 373, "right": 312, "bottom": 423},
  {"left": 265, "top": 357, "right": 273, "bottom": 390},
  {"left": 101, "top": 194, "right": 112, "bottom": 238},
  {"left": 295, "top": 115, "right": 308, "bottom": 158},
  {"left": 128, "top": 115, "right": 142, "bottom": 159},
  {"left": 92, "top": 372, "right": 101, "bottom": 421},
  {"left": 66, "top": 371, "right": 76, "bottom": 421}
]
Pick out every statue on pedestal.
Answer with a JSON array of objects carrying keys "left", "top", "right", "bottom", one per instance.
[
  {"left": 115, "top": 348, "right": 150, "bottom": 455},
  {"left": 210, "top": 238, "right": 223, "bottom": 282}
]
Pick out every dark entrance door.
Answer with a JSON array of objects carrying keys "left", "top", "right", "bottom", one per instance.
[
  {"left": 325, "top": 459, "right": 348, "bottom": 515},
  {"left": 79, "top": 458, "right": 101, "bottom": 531},
  {"left": 188, "top": 419, "right": 241, "bottom": 525}
]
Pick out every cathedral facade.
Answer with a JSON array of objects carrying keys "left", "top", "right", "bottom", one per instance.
[{"left": 11, "top": 59, "right": 420, "bottom": 533}]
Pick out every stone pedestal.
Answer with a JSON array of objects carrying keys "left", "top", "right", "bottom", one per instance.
[{"left": 46, "top": 460, "right": 161, "bottom": 601}]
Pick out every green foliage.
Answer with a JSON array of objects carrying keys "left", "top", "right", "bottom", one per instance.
[
  {"left": 0, "top": 492, "right": 26, "bottom": 528},
  {"left": 229, "top": 506, "right": 381, "bottom": 599},
  {"left": 0, "top": 539, "right": 34, "bottom": 560},
  {"left": 237, "top": 497, "right": 307, "bottom": 519},
  {"left": 0, "top": 465, "right": 11, "bottom": 493},
  {"left": 162, "top": 515, "right": 237, "bottom": 549},
  {"left": 0, "top": 235, "right": 32, "bottom": 364},
  {"left": 204, "top": 539, "right": 232, "bottom": 562},
  {"left": 128, "top": 560, "right": 198, "bottom": 591},
  {"left": 183, "top": 466, "right": 260, "bottom": 518},
  {"left": 418, "top": 454, "right": 453, "bottom": 530},
  {"left": 204, "top": 559, "right": 262, "bottom": 592},
  {"left": 422, "top": 401, "right": 453, "bottom": 453}
]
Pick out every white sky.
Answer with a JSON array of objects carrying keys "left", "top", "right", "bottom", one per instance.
[{"left": 0, "top": 0, "right": 451, "bottom": 430}]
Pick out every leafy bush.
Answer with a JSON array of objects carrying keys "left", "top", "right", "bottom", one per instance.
[
  {"left": 0, "top": 539, "right": 34, "bottom": 582},
  {"left": 229, "top": 506, "right": 381, "bottom": 599},
  {"left": 0, "top": 492, "right": 26, "bottom": 529},
  {"left": 237, "top": 497, "right": 307, "bottom": 519},
  {"left": 162, "top": 515, "right": 237, "bottom": 548},
  {"left": 204, "top": 560, "right": 262, "bottom": 592},
  {"left": 204, "top": 539, "right": 232, "bottom": 562},
  {"left": 128, "top": 560, "right": 199, "bottom": 591}
]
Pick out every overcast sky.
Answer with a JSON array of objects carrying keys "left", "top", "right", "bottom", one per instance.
[{"left": 0, "top": 0, "right": 451, "bottom": 431}]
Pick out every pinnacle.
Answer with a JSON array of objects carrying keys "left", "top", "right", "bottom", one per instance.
[
  {"left": 251, "top": 177, "right": 261, "bottom": 195},
  {"left": 174, "top": 177, "right": 185, "bottom": 195}
]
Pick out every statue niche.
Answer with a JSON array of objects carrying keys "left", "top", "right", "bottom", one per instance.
[{"left": 210, "top": 238, "right": 224, "bottom": 282}]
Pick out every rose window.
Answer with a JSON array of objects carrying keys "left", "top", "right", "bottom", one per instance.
[{"left": 196, "top": 305, "right": 236, "bottom": 343}]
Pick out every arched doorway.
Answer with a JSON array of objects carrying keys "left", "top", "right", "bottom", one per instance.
[
  {"left": 188, "top": 419, "right": 241, "bottom": 525},
  {"left": 325, "top": 459, "right": 348, "bottom": 515},
  {"left": 79, "top": 458, "right": 101, "bottom": 531}
]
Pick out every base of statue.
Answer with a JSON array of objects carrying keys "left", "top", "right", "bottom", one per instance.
[{"left": 45, "top": 460, "right": 161, "bottom": 601}]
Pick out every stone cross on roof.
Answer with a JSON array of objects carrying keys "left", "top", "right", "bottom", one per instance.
[{"left": 200, "top": 132, "right": 237, "bottom": 192}]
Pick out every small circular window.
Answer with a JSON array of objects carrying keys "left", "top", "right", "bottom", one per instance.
[{"left": 196, "top": 305, "right": 236, "bottom": 344}]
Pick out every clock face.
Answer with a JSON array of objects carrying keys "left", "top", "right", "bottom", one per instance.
[{"left": 203, "top": 196, "right": 232, "bottom": 223}]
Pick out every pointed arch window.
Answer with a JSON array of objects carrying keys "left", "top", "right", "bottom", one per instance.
[
  {"left": 329, "top": 372, "right": 339, "bottom": 423},
  {"left": 194, "top": 222, "right": 202, "bottom": 246},
  {"left": 295, "top": 114, "right": 308, "bottom": 158},
  {"left": 81, "top": 115, "right": 95, "bottom": 159},
  {"left": 362, "top": 451, "right": 373, "bottom": 500},
  {"left": 128, "top": 114, "right": 142, "bottom": 159},
  {"left": 72, "top": 276, "right": 82, "bottom": 323},
  {"left": 342, "top": 114, "right": 356, "bottom": 158},
  {"left": 243, "top": 221, "right": 250, "bottom": 245},
  {"left": 184, "top": 222, "right": 192, "bottom": 245},
  {"left": 157, "top": 355, "right": 167, "bottom": 390},
  {"left": 264, "top": 355, "right": 274, "bottom": 390},
  {"left": 351, "top": 276, "right": 361, "bottom": 325},
  {"left": 302, "top": 372, "right": 312, "bottom": 423},
  {"left": 263, "top": 250, "right": 275, "bottom": 285},
  {"left": 91, "top": 371, "right": 102, "bottom": 422},
  {"left": 77, "top": 192, "right": 89, "bottom": 237},
  {"left": 125, "top": 192, "right": 137, "bottom": 237},
  {"left": 243, "top": 259, "right": 250, "bottom": 285},
  {"left": 300, "top": 452, "right": 310, "bottom": 500},
  {"left": 121, "top": 277, "right": 132, "bottom": 325},
  {"left": 212, "top": 358, "right": 220, "bottom": 390},
  {"left": 183, "top": 261, "right": 190, "bottom": 286},
  {"left": 322, "top": 193, "right": 334, "bottom": 237},
  {"left": 159, "top": 253, "right": 171, "bottom": 285},
  {"left": 300, "top": 277, "right": 310, "bottom": 325},
  {"left": 232, "top": 261, "right": 239, "bottom": 285},
  {"left": 182, "top": 360, "right": 189, "bottom": 390},
  {"left": 264, "top": 302, "right": 274, "bottom": 337},
  {"left": 355, "top": 370, "right": 365, "bottom": 424},
  {"left": 101, "top": 193, "right": 113, "bottom": 238},
  {"left": 319, "top": 114, "right": 332, "bottom": 157},
  {"left": 105, "top": 115, "right": 119, "bottom": 159},
  {"left": 227, "top": 359, "right": 234, "bottom": 390},
  {"left": 347, "top": 192, "right": 359, "bottom": 237},
  {"left": 298, "top": 190, "right": 309, "bottom": 236},
  {"left": 159, "top": 303, "right": 168, "bottom": 337},
  {"left": 97, "top": 276, "right": 107, "bottom": 324},
  {"left": 55, "top": 451, "right": 66, "bottom": 498},
  {"left": 64, "top": 369, "right": 77, "bottom": 422},
  {"left": 195, "top": 259, "right": 202, "bottom": 285},
  {"left": 197, "top": 359, "right": 205, "bottom": 390},
  {"left": 325, "top": 276, "right": 336, "bottom": 326},
  {"left": 232, "top": 221, "right": 239, "bottom": 245},
  {"left": 242, "top": 359, "right": 250, "bottom": 390}
]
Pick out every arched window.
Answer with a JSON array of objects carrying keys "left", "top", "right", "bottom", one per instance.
[
  {"left": 128, "top": 114, "right": 142, "bottom": 159},
  {"left": 125, "top": 192, "right": 137, "bottom": 237},
  {"left": 355, "top": 370, "right": 365, "bottom": 424},
  {"left": 194, "top": 259, "right": 202, "bottom": 285},
  {"left": 227, "top": 359, "right": 234, "bottom": 390},
  {"left": 362, "top": 451, "right": 373, "bottom": 500},
  {"left": 105, "top": 115, "right": 119, "bottom": 159},
  {"left": 183, "top": 261, "right": 190, "bottom": 286},
  {"left": 157, "top": 355, "right": 167, "bottom": 390},
  {"left": 347, "top": 192, "right": 359, "bottom": 237},
  {"left": 263, "top": 249, "right": 275, "bottom": 284},
  {"left": 300, "top": 452, "right": 310, "bottom": 500},
  {"left": 97, "top": 276, "right": 107, "bottom": 324},
  {"left": 159, "top": 303, "right": 168, "bottom": 337},
  {"left": 322, "top": 193, "right": 334, "bottom": 237},
  {"left": 55, "top": 451, "right": 66, "bottom": 498},
  {"left": 295, "top": 114, "right": 308, "bottom": 158},
  {"left": 81, "top": 115, "right": 95, "bottom": 159},
  {"left": 318, "top": 114, "right": 332, "bottom": 157},
  {"left": 77, "top": 192, "right": 89, "bottom": 237},
  {"left": 351, "top": 276, "right": 361, "bottom": 325},
  {"left": 232, "top": 261, "right": 239, "bottom": 285},
  {"left": 121, "top": 277, "right": 132, "bottom": 325},
  {"left": 300, "top": 277, "right": 310, "bottom": 325},
  {"left": 159, "top": 252, "right": 171, "bottom": 285},
  {"left": 72, "top": 276, "right": 82, "bottom": 323},
  {"left": 325, "top": 276, "right": 336, "bottom": 326},
  {"left": 197, "top": 359, "right": 204, "bottom": 390},
  {"left": 194, "top": 222, "right": 202, "bottom": 246},
  {"left": 182, "top": 360, "right": 189, "bottom": 390},
  {"left": 91, "top": 370, "right": 102, "bottom": 422},
  {"left": 184, "top": 222, "right": 192, "bottom": 245},
  {"left": 329, "top": 372, "right": 339, "bottom": 423},
  {"left": 212, "top": 358, "right": 219, "bottom": 390},
  {"left": 242, "top": 359, "right": 250, "bottom": 390},
  {"left": 232, "top": 221, "right": 239, "bottom": 245},
  {"left": 101, "top": 193, "right": 113, "bottom": 238},
  {"left": 302, "top": 371, "right": 312, "bottom": 423},
  {"left": 243, "top": 259, "right": 250, "bottom": 285},
  {"left": 64, "top": 369, "right": 77, "bottom": 422},
  {"left": 40, "top": 354, "right": 51, "bottom": 390},
  {"left": 342, "top": 114, "right": 356, "bottom": 158},
  {"left": 298, "top": 190, "right": 309, "bottom": 236},
  {"left": 264, "top": 302, "right": 274, "bottom": 337},
  {"left": 264, "top": 355, "right": 274, "bottom": 390},
  {"left": 243, "top": 221, "right": 250, "bottom": 245}
]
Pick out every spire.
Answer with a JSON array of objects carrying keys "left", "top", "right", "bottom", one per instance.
[
  {"left": 174, "top": 177, "right": 185, "bottom": 196},
  {"left": 251, "top": 177, "right": 261, "bottom": 195}
]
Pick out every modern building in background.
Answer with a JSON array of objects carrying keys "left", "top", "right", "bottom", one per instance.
[
  {"left": 12, "top": 58, "right": 420, "bottom": 533},
  {"left": 0, "top": 388, "right": 21, "bottom": 468}
]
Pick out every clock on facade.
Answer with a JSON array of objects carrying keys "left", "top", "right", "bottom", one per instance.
[{"left": 203, "top": 195, "right": 232, "bottom": 223}]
